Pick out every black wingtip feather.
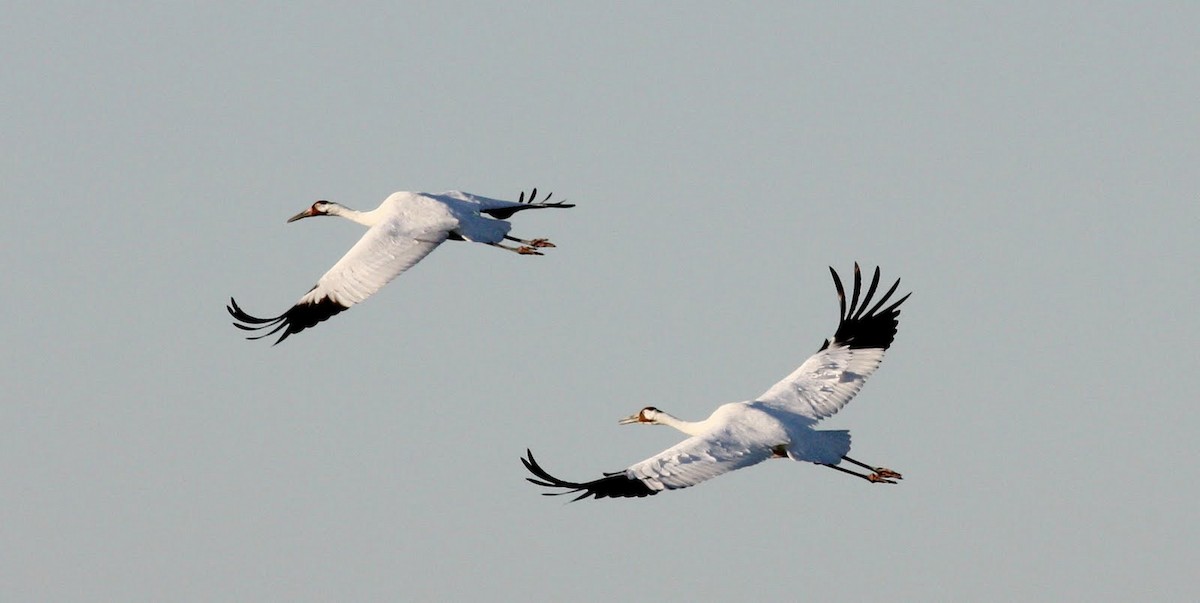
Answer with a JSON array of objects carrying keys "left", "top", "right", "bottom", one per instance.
[
  {"left": 829, "top": 266, "right": 847, "bottom": 323},
  {"left": 480, "top": 188, "right": 576, "bottom": 219},
  {"left": 853, "top": 267, "right": 883, "bottom": 321},
  {"left": 847, "top": 263, "right": 863, "bottom": 320},
  {"left": 826, "top": 264, "right": 911, "bottom": 351},
  {"left": 521, "top": 449, "right": 657, "bottom": 502},
  {"left": 227, "top": 295, "right": 349, "bottom": 345}
]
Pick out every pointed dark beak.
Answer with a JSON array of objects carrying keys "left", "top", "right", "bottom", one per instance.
[
  {"left": 618, "top": 413, "right": 641, "bottom": 425},
  {"left": 286, "top": 208, "right": 316, "bottom": 223}
]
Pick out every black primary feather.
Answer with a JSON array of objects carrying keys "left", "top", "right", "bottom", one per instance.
[
  {"left": 481, "top": 188, "right": 575, "bottom": 220},
  {"left": 521, "top": 450, "right": 657, "bottom": 502},
  {"left": 227, "top": 294, "right": 348, "bottom": 345},
  {"left": 822, "top": 263, "right": 911, "bottom": 353}
]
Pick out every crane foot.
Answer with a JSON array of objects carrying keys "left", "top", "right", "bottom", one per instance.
[{"left": 875, "top": 468, "right": 903, "bottom": 480}]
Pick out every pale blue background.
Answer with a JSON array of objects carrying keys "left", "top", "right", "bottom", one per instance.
[{"left": 3, "top": 3, "right": 1197, "bottom": 601}]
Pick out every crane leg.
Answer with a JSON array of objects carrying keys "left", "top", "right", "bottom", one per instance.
[
  {"left": 505, "top": 235, "right": 556, "bottom": 248},
  {"left": 820, "top": 463, "right": 896, "bottom": 484},
  {"left": 488, "top": 242, "right": 544, "bottom": 255},
  {"left": 820, "top": 459, "right": 900, "bottom": 484},
  {"left": 841, "top": 455, "right": 902, "bottom": 480}
]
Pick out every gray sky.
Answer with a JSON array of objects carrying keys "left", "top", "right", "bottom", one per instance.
[{"left": 3, "top": 3, "right": 1198, "bottom": 601}]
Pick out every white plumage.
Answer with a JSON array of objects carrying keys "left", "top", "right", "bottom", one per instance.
[
  {"left": 523, "top": 263, "right": 910, "bottom": 500},
  {"left": 229, "top": 189, "right": 573, "bottom": 344}
]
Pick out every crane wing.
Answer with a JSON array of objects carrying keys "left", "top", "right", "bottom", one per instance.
[
  {"left": 523, "top": 429, "right": 774, "bottom": 501},
  {"left": 625, "top": 429, "right": 775, "bottom": 491},
  {"left": 441, "top": 188, "right": 574, "bottom": 220},
  {"left": 228, "top": 222, "right": 449, "bottom": 345},
  {"left": 522, "top": 450, "right": 659, "bottom": 501},
  {"left": 756, "top": 264, "right": 910, "bottom": 423}
]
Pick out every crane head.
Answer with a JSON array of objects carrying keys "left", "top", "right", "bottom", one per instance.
[
  {"left": 287, "top": 200, "right": 335, "bottom": 223},
  {"left": 618, "top": 406, "right": 662, "bottom": 425}
]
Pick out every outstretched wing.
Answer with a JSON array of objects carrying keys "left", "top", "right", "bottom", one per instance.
[
  {"left": 523, "top": 430, "right": 773, "bottom": 502},
  {"left": 522, "top": 450, "right": 659, "bottom": 502},
  {"left": 445, "top": 188, "right": 574, "bottom": 220},
  {"left": 756, "top": 264, "right": 911, "bottom": 422},
  {"left": 625, "top": 429, "right": 775, "bottom": 492},
  {"left": 228, "top": 222, "right": 449, "bottom": 345}
]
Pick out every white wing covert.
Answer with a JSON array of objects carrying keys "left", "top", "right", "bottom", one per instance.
[
  {"left": 757, "top": 264, "right": 910, "bottom": 423},
  {"left": 300, "top": 222, "right": 448, "bottom": 308},
  {"left": 626, "top": 430, "right": 775, "bottom": 492}
]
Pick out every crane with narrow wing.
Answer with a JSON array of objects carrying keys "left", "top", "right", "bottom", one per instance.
[
  {"left": 523, "top": 263, "right": 910, "bottom": 501},
  {"left": 229, "top": 188, "right": 572, "bottom": 345}
]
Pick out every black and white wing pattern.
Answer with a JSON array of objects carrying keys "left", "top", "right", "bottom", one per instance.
[
  {"left": 523, "top": 427, "right": 774, "bottom": 501},
  {"left": 453, "top": 188, "right": 574, "bottom": 220},
  {"left": 522, "top": 450, "right": 659, "bottom": 502},
  {"left": 756, "top": 264, "right": 911, "bottom": 422},
  {"left": 228, "top": 222, "right": 450, "bottom": 345}
]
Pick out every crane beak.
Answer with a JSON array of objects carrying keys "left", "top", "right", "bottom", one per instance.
[
  {"left": 286, "top": 208, "right": 316, "bottom": 223},
  {"left": 618, "top": 414, "right": 642, "bottom": 425}
]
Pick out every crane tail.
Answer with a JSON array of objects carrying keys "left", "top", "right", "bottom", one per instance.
[{"left": 787, "top": 430, "right": 853, "bottom": 465}]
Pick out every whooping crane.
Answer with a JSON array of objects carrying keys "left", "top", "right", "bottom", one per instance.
[
  {"left": 523, "top": 263, "right": 910, "bottom": 501},
  {"left": 229, "top": 189, "right": 573, "bottom": 344}
]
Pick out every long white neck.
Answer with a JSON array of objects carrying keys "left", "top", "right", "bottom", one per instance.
[
  {"left": 652, "top": 411, "right": 710, "bottom": 437},
  {"left": 326, "top": 203, "right": 383, "bottom": 227}
]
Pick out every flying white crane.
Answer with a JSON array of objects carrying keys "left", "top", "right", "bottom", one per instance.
[
  {"left": 523, "top": 263, "right": 910, "bottom": 501},
  {"left": 229, "top": 188, "right": 573, "bottom": 344}
]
